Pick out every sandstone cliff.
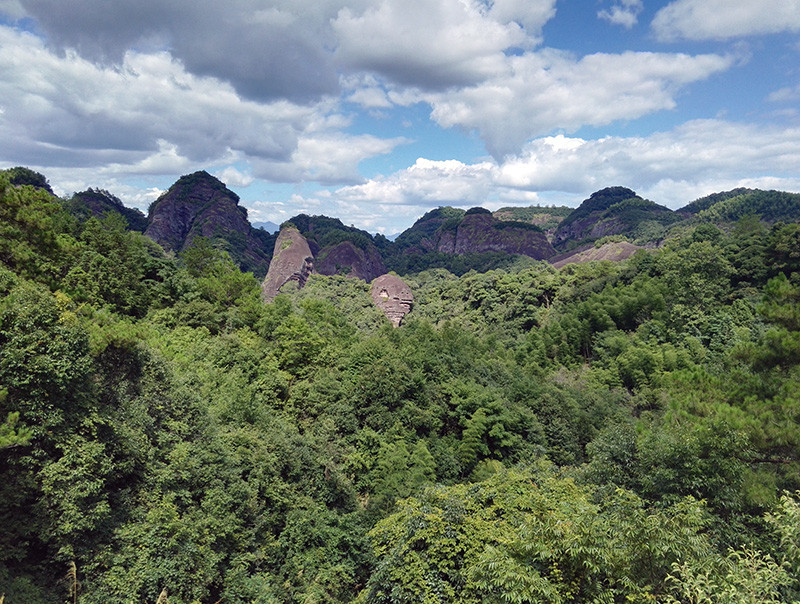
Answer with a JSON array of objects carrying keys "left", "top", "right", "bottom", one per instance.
[
  {"left": 145, "top": 171, "right": 273, "bottom": 276},
  {"left": 371, "top": 274, "right": 413, "bottom": 327},
  {"left": 261, "top": 226, "right": 314, "bottom": 301},
  {"left": 391, "top": 206, "right": 555, "bottom": 261},
  {"left": 315, "top": 240, "right": 387, "bottom": 282}
]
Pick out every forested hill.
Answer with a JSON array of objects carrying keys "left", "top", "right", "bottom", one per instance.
[
  {"left": 2, "top": 169, "right": 800, "bottom": 602},
  {"left": 6, "top": 167, "right": 800, "bottom": 279}
]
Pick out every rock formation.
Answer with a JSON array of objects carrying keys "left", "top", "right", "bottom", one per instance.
[
  {"left": 261, "top": 226, "right": 314, "bottom": 301},
  {"left": 145, "top": 171, "right": 273, "bottom": 276},
  {"left": 315, "top": 240, "right": 387, "bottom": 282},
  {"left": 68, "top": 188, "right": 148, "bottom": 231},
  {"left": 371, "top": 274, "right": 413, "bottom": 327},
  {"left": 391, "top": 206, "right": 555, "bottom": 260},
  {"left": 549, "top": 241, "right": 644, "bottom": 268}
]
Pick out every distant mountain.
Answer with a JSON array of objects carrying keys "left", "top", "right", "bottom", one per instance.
[
  {"left": 145, "top": 171, "right": 274, "bottom": 277},
  {"left": 387, "top": 206, "right": 555, "bottom": 274},
  {"left": 680, "top": 189, "right": 800, "bottom": 224},
  {"left": 252, "top": 220, "right": 280, "bottom": 233},
  {"left": 65, "top": 188, "right": 149, "bottom": 232},
  {"left": 492, "top": 205, "right": 572, "bottom": 233},
  {"left": 552, "top": 187, "right": 679, "bottom": 250}
]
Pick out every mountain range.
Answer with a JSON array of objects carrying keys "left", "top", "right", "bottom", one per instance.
[{"left": 8, "top": 167, "right": 800, "bottom": 281}]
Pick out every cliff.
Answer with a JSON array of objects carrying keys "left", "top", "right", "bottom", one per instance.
[
  {"left": 371, "top": 273, "right": 413, "bottom": 327},
  {"left": 261, "top": 226, "right": 314, "bottom": 301},
  {"left": 391, "top": 206, "right": 555, "bottom": 260},
  {"left": 315, "top": 240, "right": 387, "bottom": 282},
  {"left": 145, "top": 171, "right": 273, "bottom": 276}
]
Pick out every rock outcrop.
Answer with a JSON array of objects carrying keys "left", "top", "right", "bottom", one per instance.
[
  {"left": 68, "top": 188, "right": 148, "bottom": 231},
  {"left": 549, "top": 241, "right": 644, "bottom": 268},
  {"left": 261, "top": 226, "right": 314, "bottom": 301},
  {"left": 371, "top": 274, "right": 413, "bottom": 327},
  {"left": 145, "top": 171, "right": 273, "bottom": 275},
  {"left": 315, "top": 240, "right": 387, "bottom": 282},
  {"left": 391, "top": 206, "right": 555, "bottom": 260}
]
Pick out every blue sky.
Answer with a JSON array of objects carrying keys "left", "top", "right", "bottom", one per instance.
[{"left": 1, "top": 0, "right": 799, "bottom": 234}]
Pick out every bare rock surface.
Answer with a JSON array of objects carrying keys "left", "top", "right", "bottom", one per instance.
[
  {"left": 550, "top": 241, "right": 644, "bottom": 268},
  {"left": 261, "top": 226, "right": 314, "bottom": 301},
  {"left": 315, "top": 240, "right": 387, "bottom": 282},
  {"left": 370, "top": 274, "right": 413, "bottom": 327},
  {"left": 145, "top": 171, "right": 272, "bottom": 275}
]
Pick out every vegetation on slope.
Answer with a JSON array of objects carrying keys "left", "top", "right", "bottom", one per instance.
[{"left": 2, "top": 170, "right": 800, "bottom": 602}]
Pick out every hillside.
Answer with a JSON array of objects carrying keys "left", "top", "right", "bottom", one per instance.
[
  {"left": 2, "top": 169, "right": 800, "bottom": 602},
  {"left": 552, "top": 186, "right": 680, "bottom": 250},
  {"left": 684, "top": 189, "right": 800, "bottom": 224},
  {"left": 145, "top": 171, "right": 274, "bottom": 276}
]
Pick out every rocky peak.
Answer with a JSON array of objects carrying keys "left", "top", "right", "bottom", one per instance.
[
  {"left": 145, "top": 171, "right": 272, "bottom": 275},
  {"left": 371, "top": 274, "right": 413, "bottom": 327},
  {"left": 261, "top": 226, "right": 314, "bottom": 301},
  {"left": 552, "top": 187, "right": 676, "bottom": 250},
  {"left": 315, "top": 240, "right": 387, "bottom": 282},
  {"left": 146, "top": 171, "right": 242, "bottom": 252}
]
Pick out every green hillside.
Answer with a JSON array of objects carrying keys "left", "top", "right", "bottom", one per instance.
[{"left": 2, "top": 171, "right": 800, "bottom": 603}]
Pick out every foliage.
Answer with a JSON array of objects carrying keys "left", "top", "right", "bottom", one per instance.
[{"left": 1, "top": 180, "right": 800, "bottom": 603}]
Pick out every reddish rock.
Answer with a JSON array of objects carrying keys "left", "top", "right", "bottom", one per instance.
[
  {"left": 550, "top": 241, "right": 644, "bottom": 268},
  {"left": 145, "top": 171, "right": 272, "bottom": 275},
  {"left": 371, "top": 274, "right": 413, "bottom": 327},
  {"left": 261, "top": 226, "right": 314, "bottom": 301},
  {"left": 315, "top": 240, "right": 387, "bottom": 282}
]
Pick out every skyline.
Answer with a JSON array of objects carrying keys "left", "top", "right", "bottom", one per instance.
[{"left": 1, "top": 0, "right": 799, "bottom": 234}]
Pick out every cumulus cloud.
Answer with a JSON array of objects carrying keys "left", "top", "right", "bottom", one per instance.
[
  {"left": 333, "top": 157, "right": 497, "bottom": 206},
  {"left": 497, "top": 121, "right": 800, "bottom": 205},
  {"left": 254, "top": 133, "right": 410, "bottom": 185},
  {"left": 332, "top": 0, "right": 525, "bottom": 89},
  {"left": 14, "top": 0, "right": 345, "bottom": 101},
  {"left": 652, "top": 0, "right": 800, "bottom": 41},
  {"left": 598, "top": 0, "right": 643, "bottom": 29},
  {"left": 305, "top": 120, "right": 800, "bottom": 231},
  {"left": 216, "top": 166, "right": 255, "bottom": 188},
  {"left": 423, "top": 49, "right": 733, "bottom": 157},
  {"left": 0, "top": 26, "right": 405, "bottom": 188}
]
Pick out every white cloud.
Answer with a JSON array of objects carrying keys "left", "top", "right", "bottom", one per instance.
[
  {"left": 216, "top": 166, "right": 255, "bottom": 188},
  {"left": 333, "top": 157, "right": 498, "bottom": 207},
  {"left": 305, "top": 119, "right": 800, "bottom": 232},
  {"left": 598, "top": 0, "right": 643, "bottom": 29},
  {"left": 423, "top": 49, "right": 733, "bottom": 157},
  {"left": 254, "top": 133, "right": 410, "bottom": 185},
  {"left": 768, "top": 83, "right": 800, "bottom": 103},
  {"left": 498, "top": 120, "right": 800, "bottom": 207},
  {"left": 332, "top": 0, "right": 526, "bottom": 89},
  {"left": 652, "top": 0, "right": 800, "bottom": 41},
  {"left": 0, "top": 25, "right": 409, "bottom": 191}
]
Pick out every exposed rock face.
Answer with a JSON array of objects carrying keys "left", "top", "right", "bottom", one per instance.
[
  {"left": 550, "top": 241, "right": 644, "bottom": 268},
  {"left": 261, "top": 226, "right": 314, "bottom": 301},
  {"left": 392, "top": 206, "right": 555, "bottom": 260},
  {"left": 447, "top": 209, "right": 555, "bottom": 258},
  {"left": 145, "top": 171, "right": 272, "bottom": 275},
  {"left": 371, "top": 274, "right": 413, "bottom": 327},
  {"left": 315, "top": 240, "right": 387, "bottom": 282}
]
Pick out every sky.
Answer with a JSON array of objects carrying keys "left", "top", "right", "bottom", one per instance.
[{"left": 1, "top": 0, "right": 799, "bottom": 235}]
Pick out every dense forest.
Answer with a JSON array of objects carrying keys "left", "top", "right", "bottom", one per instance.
[{"left": 2, "top": 168, "right": 800, "bottom": 603}]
